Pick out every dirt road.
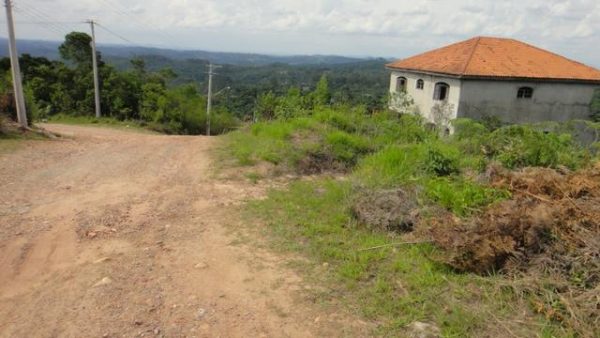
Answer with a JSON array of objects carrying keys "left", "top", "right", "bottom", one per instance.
[{"left": 0, "top": 125, "right": 364, "bottom": 338}]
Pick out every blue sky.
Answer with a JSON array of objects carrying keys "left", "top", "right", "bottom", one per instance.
[{"left": 2, "top": 0, "right": 599, "bottom": 67}]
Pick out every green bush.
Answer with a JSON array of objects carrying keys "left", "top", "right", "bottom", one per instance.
[
  {"left": 325, "top": 130, "right": 371, "bottom": 165},
  {"left": 424, "top": 143, "right": 460, "bottom": 176},
  {"left": 424, "top": 177, "right": 509, "bottom": 216},
  {"left": 484, "top": 125, "right": 588, "bottom": 169},
  {"left": 355, "top": 144, "right": 429, "bottom": 187}
]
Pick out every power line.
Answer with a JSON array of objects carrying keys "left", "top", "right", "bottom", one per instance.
[
  {"left": 95, "top": 23, "right": 139, "bottom": 47},
  {"left": 15, "top": 0, "right": 82, "bottom": 35},
  {"left": 12, "top": 3, "right": 77, "bottom": 37},
  {"left": 12, "top": 7, "right": 67, "bottom": 37},
  {"left": 97, "top": 0, "right": 180, "bottom": 47}
]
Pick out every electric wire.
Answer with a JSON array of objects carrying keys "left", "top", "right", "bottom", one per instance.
[{"left": 97, "top": 0, "right": 180, "bottom": 47}]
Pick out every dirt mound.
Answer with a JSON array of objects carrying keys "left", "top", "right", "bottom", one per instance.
[
  {"left": 352, "top": 188, "right": 419, "bottom": 233},
  {"left": 428, "top": 163, "right": 600, "bottom": 334}
]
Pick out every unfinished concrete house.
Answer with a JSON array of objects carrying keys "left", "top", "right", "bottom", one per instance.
[{"left": 386, "top": 37, "right": 600, "bottom": 125}]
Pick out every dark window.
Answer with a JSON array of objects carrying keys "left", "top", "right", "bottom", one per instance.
[
  {"left": 416, "top": 79, "right": 424, "bottom": 90},
  {"left": 433, "top": 82, "right": 449, "bottom": 101},
  {"left": 396, "top": 76, "right": 407, "bottom": 92},
  {"left": 517, "top": 87, "right": 534, "bottom": 99}
]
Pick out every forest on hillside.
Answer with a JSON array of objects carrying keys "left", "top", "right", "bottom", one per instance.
[{"left": 0, "top": 32, "right": 390, "bottom": 135}]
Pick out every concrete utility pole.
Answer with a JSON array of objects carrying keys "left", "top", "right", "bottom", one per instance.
[
  {"left": 4, "top": 0, "right": 28, "bottom": 128},
  {"left": 205, "top": 63, "right": 221, "bottom": 136},
  {"left": 87, "top": 19, "right": 101, "bottom": 118}
]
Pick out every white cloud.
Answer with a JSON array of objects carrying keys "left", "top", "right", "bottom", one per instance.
[{"left": 3, "top": 0, "right": 600, "bottom": 66}]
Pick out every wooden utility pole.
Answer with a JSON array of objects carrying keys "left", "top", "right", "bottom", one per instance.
[
  {"left": 4, "top": 0, "right": 28, "bottom": 127},
  {"left": 87, "top": 19, "right": 101, "bottom": 118}
]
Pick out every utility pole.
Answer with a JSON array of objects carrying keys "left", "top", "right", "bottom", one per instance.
[
  {"left": 87, "top": 19, "right": 101, "bottom": 118},
  {"left": 4, "top": 0, "right": 27, "bottom": 128},
  {"left": 205, "top": 63, "right": 221, "bottom": 136}
]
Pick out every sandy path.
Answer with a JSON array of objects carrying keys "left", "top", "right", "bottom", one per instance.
[{"left": 0, "top": 125, "right": 366, "bottom": 338}]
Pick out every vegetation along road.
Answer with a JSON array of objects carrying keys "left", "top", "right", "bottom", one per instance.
[{"left": 0, "top": 124, "right": 368, "bottom": 337}]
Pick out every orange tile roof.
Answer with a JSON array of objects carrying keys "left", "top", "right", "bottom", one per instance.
[{"left": 387, "top": 37, "right": 600, "bottom": 82}]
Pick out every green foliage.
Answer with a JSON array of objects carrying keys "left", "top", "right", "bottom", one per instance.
[
  {"left": 355, "top": 144, "right": 428, "bottom": 187},
  {"left": 453, "top": 118, "right": 488, "bottom": 140},
  {"left": 2, "top": 33, "right": 239, "bottom": 135},
  {"left": 312, "top": 74, "right": 331, "bottom": 106},
  {"left": 59, "top": 32, "right": 94, "bottom": 66},
  {"left": 424, "top": 177, "right": 509, "bottom": 216},
  {"left": 424, "top": 143, "right": 459, "bottom": 176},
  {"left": 483, "top": 125, "right": 587, "bottom": 169},
  {"left": 247, "top": 179, "right": 550, "bottom": 336},
  {"left": 325, "top": 130, "right": 371, "bottom": 165}
]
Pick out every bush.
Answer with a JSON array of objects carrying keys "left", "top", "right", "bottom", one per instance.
[
  {"left": 424, "top": 143, "right": 459, "bottom": 176},
  {"left": 325, "top": 130, "right": 371, "bottom": 165},
  {"left": 424, "top": 177, "right": 509, "bottom": 216},
  {"left": 484, "top": 125, "right": 588, "bottom": 169},
  {"left": 355, "top": 144, "right": 429, "bottom": 187}
]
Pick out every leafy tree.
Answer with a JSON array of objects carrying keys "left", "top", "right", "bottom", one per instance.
[
  {"left": 256, "top": 91, "right": 278, "bottom": 120},
  {"left": 312, "top": 74, "right": 331, "bottom": 106},
  {"left": 59, "top": 32, "right": 95, "bottom": 66}
]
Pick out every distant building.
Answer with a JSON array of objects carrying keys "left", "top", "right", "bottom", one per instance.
[{"left": 386, "top": 37, "right": 600, "bottom": 126}]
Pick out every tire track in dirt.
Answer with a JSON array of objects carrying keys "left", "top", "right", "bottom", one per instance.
[{"left": 0, "top": 124, "right": 370, "bottom": 338}]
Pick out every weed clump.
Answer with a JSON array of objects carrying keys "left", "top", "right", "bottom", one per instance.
[{"left": 351, "top": 188, "right": 419, "bottom": 233}]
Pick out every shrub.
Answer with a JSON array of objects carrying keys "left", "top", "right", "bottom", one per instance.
[
  {"left": 355, "top": 144, "right": 429, "bottom": 187},
  {"left": 325, "top": 130, "right": 371, "bottom": 165},
  {"left": 424, "top": 143, "right": 460, "bottom": 176},
  {"left": 424, "top": 177, "right": 509, "bottom": 216},
  {"left": 484, "top": 125, "right": 588, "bottom": 169},
  {"left": 452, "top": 118, "right": 487, "bottom": 140}
]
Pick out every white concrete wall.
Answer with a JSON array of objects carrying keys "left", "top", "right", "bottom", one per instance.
[
  {"left": 458, "top": 80, "right": 598, "bottom": 123},
  {"left": 389, "top": 71, "right": 461, "bottom": 123}
]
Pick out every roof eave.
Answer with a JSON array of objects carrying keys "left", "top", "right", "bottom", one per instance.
[{"left": 386, "top": 66, "right": 600, "bottom": 85}]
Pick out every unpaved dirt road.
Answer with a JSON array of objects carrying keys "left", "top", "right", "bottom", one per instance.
[{"left": 0, "top": 125, "right": 367, "bottom": 338}]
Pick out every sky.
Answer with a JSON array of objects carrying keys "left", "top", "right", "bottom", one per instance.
[{"left": 1, "top": 0, "right": 599, "bottom": 67}]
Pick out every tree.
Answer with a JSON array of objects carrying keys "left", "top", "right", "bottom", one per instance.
[
  {"left": 312, "top": 74, "right": 331, "bottom": 106},
  {"left": 256, "top": 91, "right": 278, "bottom": 120},
  {"left": 59, "top": 32, "right": 95, "bottom": 67}
]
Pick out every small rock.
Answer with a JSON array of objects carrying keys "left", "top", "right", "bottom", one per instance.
[
  {"left": 94, "top": 257, "right": 111, "bottom": 264},
  {"left": 153, "top": 328, "right": 160, "bottom": 335},
  {"left": 87, "top": 231, "right": 97, "bottom": 239},
  {"left": 406, "top": 321, "right": 441, "bottom": 338},
  {"left": 93, "top": 277, "right": 113, "bottom": 287},
  {"left": 134, "top": 319, "right": 143, "bottom": 326},
  {"left": 322, "top": 262, "right": 329, "bottom": 268},
  {"left": 196, "top": 308, "right": 207, "bottom": 320},
  {"left": 194, "top": 262, "right": 209, "bottom": 269},
  {"left": 314, "top": 316, "right": 321, "bottom": 323}
]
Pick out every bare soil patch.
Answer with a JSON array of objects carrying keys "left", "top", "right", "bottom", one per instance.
[{"left": 0, "top": 124, "right": 367, "bottom": 337}]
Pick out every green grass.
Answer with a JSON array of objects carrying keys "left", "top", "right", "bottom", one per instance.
[
  {"left": 246, "top": 179, "right": 569, "bottom": 336},
  {"left": 225, "top": 109, "right": 594, "bottom": 336},
  {"left": 46, "top": 114, "right": 156, "bottom": 133}
]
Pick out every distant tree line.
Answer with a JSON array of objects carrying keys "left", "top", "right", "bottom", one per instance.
[{"left": 0, "top": 31, "right": 391, "bottom": 134}]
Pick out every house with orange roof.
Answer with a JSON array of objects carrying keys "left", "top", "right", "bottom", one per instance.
[{"left": 386, "top": 37, "right": 600, "bottom": 126}]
